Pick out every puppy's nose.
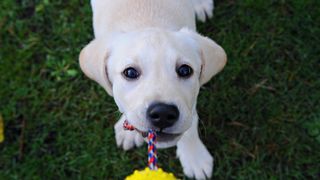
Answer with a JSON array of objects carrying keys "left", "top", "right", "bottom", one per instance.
[{"left": 147, "top": 103, "right": 179, "bottom": 129}]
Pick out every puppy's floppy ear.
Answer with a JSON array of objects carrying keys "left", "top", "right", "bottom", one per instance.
[
  {"left": 180, "top": 28, "right": 227, "bottom": 85},
  {"left": 79, "top": 39, "right": 113, "bottom": 96}
]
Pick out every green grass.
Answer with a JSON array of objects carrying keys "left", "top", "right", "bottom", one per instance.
[{"left": 1, "top": 0, "right": 319, "bottom": 179}]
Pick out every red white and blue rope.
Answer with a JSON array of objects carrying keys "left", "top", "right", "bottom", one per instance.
[
  {"left": 123, "top": 120, "right": 158, "bottom": 170},
  {"left": 147, "top": 129, "right": 158, "bottom": 170}
]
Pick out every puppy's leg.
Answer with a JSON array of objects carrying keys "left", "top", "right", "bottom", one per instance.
[
  {"left": 114, "top": 115, "right": 144, "bottom": 151},
  {"left": 191, "top": 0, "right": 214, "bottom": 22},
  {"left": 177, "top": 114, "right": 213, "bottom": 179}
]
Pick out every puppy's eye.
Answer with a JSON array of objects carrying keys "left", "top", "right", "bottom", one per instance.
[
  {"left": 177, "top": 64, "right": 193, "bottom": 78},
  {"left": 123, "top": 67, "right": 140, "bottom": 80}
]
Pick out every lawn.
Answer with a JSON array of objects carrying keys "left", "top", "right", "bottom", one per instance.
[{"left": 0, "top": 0, "right": 319, "bottom": 179}]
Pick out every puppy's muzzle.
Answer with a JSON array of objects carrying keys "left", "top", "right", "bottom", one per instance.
[{"left": 147, "top": 103, "right": 179, "bottom": 129}]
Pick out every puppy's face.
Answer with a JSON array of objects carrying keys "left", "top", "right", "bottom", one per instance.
[
  {"left": 80, "top": 29, "right": 226, "bottom": 148},
  {"left": 108, "top": 30, "right": 201, "bottom": 147}
]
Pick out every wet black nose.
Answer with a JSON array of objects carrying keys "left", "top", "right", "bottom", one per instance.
[{"left": 147, "top": 103, "right": 179, "bottom": 129}]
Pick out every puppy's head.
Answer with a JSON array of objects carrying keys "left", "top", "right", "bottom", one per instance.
[{"left": 80, "top": 28, "right": 226, "bottom": 147}]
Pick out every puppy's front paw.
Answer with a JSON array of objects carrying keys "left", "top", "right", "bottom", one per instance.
[
  {"left": 193, "top": 0, "right": 214, "bottom": 22},
  {"left": 177, "top": 142, "right": 213, "bottom": 179},
  {"left": 114, "top": 120, "right": 144, "bottom": 151}
]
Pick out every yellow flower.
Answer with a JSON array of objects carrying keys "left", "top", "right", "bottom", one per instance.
[
  {"left": 126, "top": 168, "right": 177, "bottom": 180},
  {"left": 0, "top": 114, "right": 4, "bottom": 143}
]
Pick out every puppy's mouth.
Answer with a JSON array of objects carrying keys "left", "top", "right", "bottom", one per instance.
[
  {"left": 138, "top": 130, "right": 182, "bottom": 142},
  {"left": 123, "top": 120, "right": 182, "bottom": 142}
]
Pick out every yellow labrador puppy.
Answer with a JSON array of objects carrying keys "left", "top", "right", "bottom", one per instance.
[{"left": 79, "top": 0, "right": 226, "bottom": 179}]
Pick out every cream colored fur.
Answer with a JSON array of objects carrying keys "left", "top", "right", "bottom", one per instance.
[{"left": 79, "top": 0, "right": 226, "bottom": 179}]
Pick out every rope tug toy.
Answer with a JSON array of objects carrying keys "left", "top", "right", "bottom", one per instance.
[
  {"left": 147, "top": 129, "right": 158, "bottom": 170},
  {"left": 123, "top": 120, "right": 177, "bottom": 180}
]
